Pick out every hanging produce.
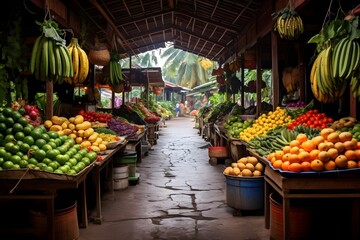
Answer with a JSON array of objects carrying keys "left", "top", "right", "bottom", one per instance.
[
  {"left": 109, "top": 53, "right": 123, "bottom": 86},
  {"left": 308, "top": 13, "right": 360, "bottom": 103},
  {"left": 66, "top": 37, "right": 89, "bottom": 85},
  {"left": 29, "top": 19, "right": 73, "bottom": 83},
  {"left": 282, "top": 65, "right": 303, "bottom": 93},
  {"left": 272, "top": 7, "right": 304, "bottom": 40}
]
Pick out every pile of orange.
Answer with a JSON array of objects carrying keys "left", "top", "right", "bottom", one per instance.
[{"left": 267, "top": 128, "right": 360, "bottom": 172}]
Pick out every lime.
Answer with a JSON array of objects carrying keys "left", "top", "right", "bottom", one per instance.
[
  {"left": 53, "top": 169, "right": 64, "bottom": 174},
  {"left": 28, "top": 158, "right": 39, "bottom": 165},
  {"left": 0, "top": 157, "right": 4, "bottom": 166},
  {"left": 22, "top": 155, "right": 29, "bottom": 161},
  {"left": 73, "top": 144, "right": 81, "bottom": 151},
  {"left": 10, "top": 155, "right": 21, "bottom": 164},
  {"left": 67, "top": 169, "right": 77, "bottom": 175},
  {"left": 58, "top": 165, "right": 70, "bottom": 173},
  {"left": 57, "top": 146, "right": 68, "bottom": 155},
  {"left": 79, "top": 149, "right": 89, "bottom": 157},
  {"left": 54, "top": 138, "right": 62, "bottom": 147},
  {"left": 77, "top": 161, "right": 86, "bottom": 170},
  {"left": 4, "top": 142, "right": 14, "bottom": 152},
  {"left": 19, "top": 160, "right": 29, "bottom": 168},
  {"left": 36, "top": 125, "right": 47, "bottom": 134},
  {"left": 12, "top": 123, "right": 23, "bottom": 133},
  {"left": 46, "top": 149, "right": 60, "bottom": 161},
  {"left": 22, "top": 126, "right": 32, "bottom": 136},
  {"left": 59, "top": 135, "right": 69, "bottom": 144},
  {"left": 56, "top": 154, "right": 69, "bottom": 165},
  {"left": 68, "top": 158, "right": 78, "bottom": 166},
  {"left": 2, "top": 108, "right": 13, "bottom": 117},
  {"left": 19, "top": 143, "right": 30, "bottom": 154},
  {"left": 11, "top": 111, "right": 22, "bottom": 121},
  {"left": 34, "top": 149, "right": 46, "bottom": 162},
  {"left": 0, "top": 123, "right": 7, "bottom": 133},
  {"left": 0, "top": 149, "right": 6, "bottom": 158},
  {"left": 5, "top": 128, "right": 12, "bottom": 135},
  {"left": 85, "top": 152, "right": 98, "bottom": 162},
  {"left": 4, "top": 117, "right": 14, "bottom": 127},
  {"left": 12, "top": 164, "right": 21, "bottom": 170},
  {"left": 0, "top": 113, "right": 5, "bottom": 123},
  {"left": 36, "top": 162, "right": 47, "bottom": 170},
  {"left": 14, "top": 131, "right": 25, "bottom": 141},
  {"left": 44, "top": 166, "right": 54, "bottom": 172},
  {"left": 4, "top": 134, "right": 15, "bottom": 143},
  {"left": 9, "top": 144, "right": 20, "bottom": 155},
  {"left": 41, "top": 144, "right": 53, "bottom": 152},
  {"left": 47, "top": 131, "right": 59, "bottom": 139},
  {"left": 48, "top": 161, "right": 60, "bottom": 170},
  {"left": 73, "top": 153, "right": 83, "bottom": 162},
  {"left": 16, "top": 151, "right": 24, "bottom": 158},
  {"left": 47, "top": 141, "right": 57, "bottom": 149},
  {"left": 3, "top": 151, "right": 11, "bottom": 162},
  {"left": 81, "top": 157, "right": 91, "bottom": 166},
  {"left": 17, "top": 116, "right": 28, "bottom": 126},
  {"left": 27, "top": 163, "right": 36, "bottom": 169},
  {"left": 41, "top": 133, "right": 50, "bottom": 142},
  {"left": 42, "top": 158, "right": 52, "bottom": 165},
  {"left": 30, "top": 129, "right": 43, "bottom": 140},
  {"left": 35, "top": 139, "right": 47, "bottom": 149},
  {"left": 3, "top": 161, "right": 14, "bottom": 169},
  {"left": 23, "top": 136, "right": 35, "bottom": 146},
  {"left": 30, "top": 145, "right": 39, "bottom": 151}
]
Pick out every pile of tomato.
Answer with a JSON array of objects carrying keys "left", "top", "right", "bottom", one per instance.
[
  {"left": 78, "top": 110, "right": 112, "bottom": 123},
  {"left": 287, "top": 109, "right": 334, "bottom": 130}
]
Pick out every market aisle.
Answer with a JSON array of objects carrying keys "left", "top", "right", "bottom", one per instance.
[{"left": 79, "top": 117, "right": 270, "bottom": 240}]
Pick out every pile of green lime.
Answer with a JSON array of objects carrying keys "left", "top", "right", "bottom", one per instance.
[{"left": 0, "top": 108, "right": 98, "bottom": 175}]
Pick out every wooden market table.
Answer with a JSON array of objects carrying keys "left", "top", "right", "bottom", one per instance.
[
  {"left": 126, "top": 131, "right": 146, "bottom": 163},
  {"left": 0, "top": 164, "right": 93, "bottom": 240},
  {"left": 247, "top": 148, "right": 360, "bottom": 239},
  {"left": 90, "top": 140, "right": 128, "bottom": 224}
]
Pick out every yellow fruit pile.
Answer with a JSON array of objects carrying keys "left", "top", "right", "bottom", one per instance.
[
  {"left": 240, "top": 107, "right": 293, "bottom": 142},
  {"left": 44, "top": 115, "right": 107, "bottom": 152},
  {"left": 223, "top": 156, "right": 265, "bottom": 177}
]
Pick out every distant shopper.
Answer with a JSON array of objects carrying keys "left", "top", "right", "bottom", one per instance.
[{"left": 175, "top": 102, "right": 180, "bottom": 117}]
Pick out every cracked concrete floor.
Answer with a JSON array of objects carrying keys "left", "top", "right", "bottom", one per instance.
[{"left": 79, "top": 117, "right": 270, "bottom": 240}]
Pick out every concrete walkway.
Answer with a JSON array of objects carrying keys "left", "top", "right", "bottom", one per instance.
[{"left": 79, "top": 117, "right": 270, "bottom": 240}]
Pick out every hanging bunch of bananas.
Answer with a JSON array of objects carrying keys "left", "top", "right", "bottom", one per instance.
[
  {"left": 272, "top": 7, "right": 304, "bottom": 40},
  {"left": 66, "top": 37, "right": 89, "bottom": 85},
  {"left": 109, "top": 53, "right": 123, "bottom": 86},
  {"left": 30, "top": 20, "right": 73, "bottom": 83},
  {"left": 229, "top": 56, "right": 241, "bottom": 72},
  {"left": 199, "top": 58, "right": 214, "bottom": 70},
  {"left": 310, "top": 45, "right": 347, "bottom": 103}
]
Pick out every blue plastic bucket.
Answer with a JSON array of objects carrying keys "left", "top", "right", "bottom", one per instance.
[{"left": 224, "top": 174, "right": 264, "bottom": 210}]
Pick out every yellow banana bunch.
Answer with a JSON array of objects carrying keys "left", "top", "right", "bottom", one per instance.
[
  {"left": 66, "top": 38, "right": 89, "bottom": 85},
  {"left": 273, "top": 7, "right": 304, "bottom": 40},
  {"left": 199, "top": 58, "right": 214, "bottom": 70}
]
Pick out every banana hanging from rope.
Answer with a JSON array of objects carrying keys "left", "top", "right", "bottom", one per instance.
[
  {"left": 66, "top": 37, "right": 89, "bottom": 85},
  {"left": 272, "top": 7, "right": 304, "bottom": 40}
]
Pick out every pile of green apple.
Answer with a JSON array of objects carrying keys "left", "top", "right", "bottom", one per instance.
[
  {"left": 0, "top": 108, "right": 98, "bottom": 175},
  {"left": 223, "top": 115, "right": 254, "bottom": 139}
]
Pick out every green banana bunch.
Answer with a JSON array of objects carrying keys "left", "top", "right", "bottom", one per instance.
[
  {"left": 109, "top": 53, "right": 123, "bottom": 86},
  {"left": 30, "top": 34, "right": 73, "bottom": 82},
  {"left": 66, "top": 38, "right": 89, "bottom": 85},
  {"left": 273, "top": 7, "right": 304, "bottom": 40}
]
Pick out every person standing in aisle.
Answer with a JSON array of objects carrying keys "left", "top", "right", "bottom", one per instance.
[{"left": 175, "top": 102, "right": 180, "bottom": 117}]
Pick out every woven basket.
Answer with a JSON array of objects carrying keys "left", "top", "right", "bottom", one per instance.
[
  {"left": 88, "top": 49, "right": 110, "bottom": 66},
  {"left": 208, "top": 146, "right": 228, "bottom": 158}
]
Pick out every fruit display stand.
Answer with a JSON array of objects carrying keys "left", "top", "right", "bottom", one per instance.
[
  {"left": 0, "top": 164, "right": 94, "bottom": 240},
  {"left": 247, "top": 148, "right": 360, "bottom": 240},
  {"left": 90, "top": 140, "right": 128, "bottom": 224},
  {"left": 147, "top": 122, "right": 159, "bottom": 146},
  {"left": 229, "top": 139, "right": 249, "bottom": 162}
]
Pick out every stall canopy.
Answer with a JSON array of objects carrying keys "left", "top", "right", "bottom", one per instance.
[
  {"left": 164, "top": 80, "right": 190, "bottom": 93},
  {"left": 187, "top": 81, "right": 217, "bottom": 96}
]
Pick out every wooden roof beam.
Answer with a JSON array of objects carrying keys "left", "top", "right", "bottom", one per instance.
[{"left": 173, "top": 26, "right": 224, "bottom": 47}]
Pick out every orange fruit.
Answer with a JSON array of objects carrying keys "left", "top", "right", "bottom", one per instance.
[
  {"left": 300, "top": 161, "right": 312, "bottom": 172},
  {"left": 327, "top": 148, "right": 339, "bottom": 159},
  {"left": 327, "top": 132, "right": 340, "bottom": 143},
  {"left": 309, "top": 149, "right": 320, "bottom": 160},
  {"left": 311, "top": 136, "right": 325, "bottom": 147},
  {"left": 334, "top": 142, "right": 345, "bottom": 153},
  {"left": 288, "top": 163, "right": 302, "bottom": 172},
  {"left": 298, "top": 151, "right": 311, "bottom": 162},
  {"left": 335, "top": 155, "right": 348, "bottom": 168},
  {"left": 267, "top": 152, "right": 275, "bottom": 161},
  {"left": 270, "top": 157, "right": 276, "bottom": 165},
  {"left": 324, "top": 160, "right": 336, "bottom": 171},
  {"left": 281, "top": 161, "right": 290, "bottom": 171},
  {"left": 356, "top": 142, "right": 360, "bottom": 149},
  {"left": 326, "top": 142, "right": 335, "bottom": 149},
  {"left": 339, "top": 132, "right": 352, "bottom": 142},
  {"left": 290, "top": 140, "right": 301, "bottom": 148},
  {"left": 347, "top": 160, "right": 358, "bottom": 169},
  {"left": 288, "top": 154, "right": 300, "bottom": 164},
  {"left": 301, "top": 140, "right": 316, "bottom": 152},
  {"left": 272, "top": 160, "right": 283, "bottom": 169},
  {"left": 274, "top": 150, "right": 284, "bottom": 160},
  {"left": 320, "top": 128, "right": 335, "bottom": 139},
  {"left": 282, "top": 153, "right": 291, "bottom": 162},
  {"left": 282, "top": 146, "right": 291, "bottom": 154},
  {"left": 343, "top": 140, "right": 356, "bottom": 150},
  {"left": 311, "top": 159, "right": 324, "bottom": 171},
  {"left": 318, "top": 151, "right": 330, "bottom": 162},
  {"left": 318, "top": 142, "right": 329, "bottom": 151},
  {"left": 289, "top": 146, "right": 300, "bottom": 155},
  {"left": 355, "top": 149, "right": 360, "bottom": 160},
  {"left": 344, "top": 150, "right": 357, "bottom": 160},
  {"left": 296, "top": 133, "right": 307, "bottom": 144}
]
